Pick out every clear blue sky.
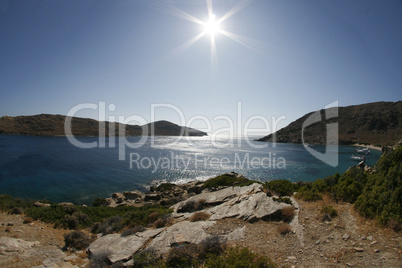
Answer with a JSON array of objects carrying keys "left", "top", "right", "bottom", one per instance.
[{"left": 0, "top": 0, "right": 401, "bottom": 135}]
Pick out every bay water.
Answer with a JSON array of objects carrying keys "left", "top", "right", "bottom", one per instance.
[{"left": 0, "top": 135, "right": 381, "bottom": 204}]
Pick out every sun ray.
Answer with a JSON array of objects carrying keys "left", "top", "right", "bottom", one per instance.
[
  {"left": 153, "top": 0, "right": 262, "bottom": 71},
  {"left": 220, "top": 30, "right": 265, "bottom": 55},
  {"left": 149, "top": 1, "right": 204, "bottom": 25},
  {"left": 218, "top": 0, "right": 253, "bottom": 23},
  {"left": 158, "top": 32, "right": 205, "bottom": 67}
]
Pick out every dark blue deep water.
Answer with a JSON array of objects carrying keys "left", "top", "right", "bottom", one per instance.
[{"left": 0, "top": 135, "right": 381, "bottom": 204}]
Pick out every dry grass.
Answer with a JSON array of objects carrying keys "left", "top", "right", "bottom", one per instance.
[
  {"left": 154, "top": 216, "right": 171, "bottom": 228},
  {"left": 23, "top": 217, "right": 33, "bottom": 224},
  {"left": 277, "top": 223, "right": 291, "bottom": 235},
  {"left": 190, "top": 212, "right": 211, "bottom": 222},
  {"left": 281, "top": 206, "right": 295, "bottom": 222}
]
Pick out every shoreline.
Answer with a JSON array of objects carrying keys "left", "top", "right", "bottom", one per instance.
[{"left": 351, "top": 143, "right": 382, "bottom": 151}]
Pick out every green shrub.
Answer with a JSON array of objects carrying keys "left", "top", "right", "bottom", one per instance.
[
  {"left": 354, "top": 146, "right": 402, "bottom": 229},
  {"left": 264, "top": 179, "right": 297, "bottom": 196},
  {"left": 92, "top": 198, "right": 108, "bottom": 207},
  {"left": 312, "top": 173, "right": 340, "bottom": 194},
  {"left": 132, "top": 249, "right": 162, "bottom": 268},
  {"left": 272, "top": 197, "right": 292, "bottom": 204},
  {"left": 156, "top": 183, "right": 176, "bottom": 192},
  {"left": 202, "top": 174, "right": 257, "bottom": 189},
  {"left": 165, "top": 243, "right": 201, "bottom": 268},
  {"left": 334, "top": 167, "right": 367, "bottom": 203},
  {"left": 98, "top": 216, "right": 124, "bottom": 235},
  {"left": 295, "top": 185, "right": 322, "bottom": 201},
  {"left": 64, "top": 230, "right": 94, "bottom": 250},
  {"left": 199, "top": 235, "right": 226, "bottom": 258},
  {"left": 205, "top": 246, "right": 276, "bottom": 268},
  {"left": 321, "top": 205, "right": 338, "bottom": 218}
]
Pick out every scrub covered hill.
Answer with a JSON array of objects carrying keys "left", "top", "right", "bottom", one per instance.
[
  {"left": 0, "top": 114, "right": 207, "bottom": 137},
  {"left": 257, "top": 101, "right": 402, "bottom": 146}
]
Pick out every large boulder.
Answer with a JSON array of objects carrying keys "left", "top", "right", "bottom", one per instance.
[
  {"left": 172, "top": 183, "right": 292, "bottom": 222},
  {"left": 87, "top": 228, "right": 164, "bottom": 264},
  {"left": 146, "top": 221, "right": 216, "bottom": 256},
  {"left": 0, "top": 237, "right": 40, "bottom": 254}
]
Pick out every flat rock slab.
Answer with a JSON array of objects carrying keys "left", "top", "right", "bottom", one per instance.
[
  {"left": 146, "top": 221, "right": 216, "bottom": 255},
  {"left": 87, "top": 228, "right": 164, "bottom": 263},
  {"left": 172, "top": 183, "right": 292, "bottom": 222},
  {"left": 0, "top": 236, "right": 40, "bottom": 254}
]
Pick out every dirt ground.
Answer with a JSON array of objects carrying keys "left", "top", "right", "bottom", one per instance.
[
  {"left": 0, "top": 213, "right": 89, "bottom": 268},
  {"left": 217, "top": 197, "right": 401, "bottom": 267},
  {"left": 0, "top": 197, "right": 400, "bottom": 268}
]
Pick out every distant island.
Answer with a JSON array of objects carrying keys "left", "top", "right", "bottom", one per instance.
[
  {"left": 0, "top": 114, "right": 208, "bottom": 137},
  {"left": 257, "top": 101, "right": 402, "bottom": 146}
]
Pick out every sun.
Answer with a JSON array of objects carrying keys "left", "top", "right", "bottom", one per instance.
[{"left": 203, "top": 14, "right": 221, "bottom": 36}]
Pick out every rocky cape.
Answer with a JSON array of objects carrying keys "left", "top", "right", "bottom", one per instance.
[
  {"left": 0, "top": 114, "right": 207, "bottom": 137},
  {"left": 257, "top": 101, "right": 402, "bottom": 146},
  {"left": 1, "top": 173, "right": 400, "bottom": 267},
  {"left": 90, "top": 175, "right": 294, "bottom": 265}
]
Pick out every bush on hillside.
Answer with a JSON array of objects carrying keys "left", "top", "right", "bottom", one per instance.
[
  {"left": 64, "top": 230, "right": 94, "bottom": 250},
  {"left": 88, "top": 250, "right": 111, "bottom": 268},
  {"left": 354, "top": 146, "right": 402, "bottom": 230},
  {"left": 189, "top": 211, "right": 211, "bottom": 222},
  {"left": 264, "top": 179, "right": 297, "bottom": 196},
  {"left": 295, "top": 184, "right": 322, "bottom": 201},
  {"left": 132, "top": 249, "right": 162, "bottom": 268},
  {"left": 165, "top": 243, "right": 201, "bottom": 267},
  {"left": 321, "top": 205, "right": 338, "bottom": 218},
  {"left": 202, "top": 174, "right": 257, "bottom": 189},
  {"left": 333, "top": 167, "right": 367, "bottom": 203},
  {"left": 281, "top": 206, "right": 295, "bottom": 222}
]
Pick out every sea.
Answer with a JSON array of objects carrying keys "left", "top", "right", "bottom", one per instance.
[{"left": 0, "top": 135, "right": 382, "bottom": 205}]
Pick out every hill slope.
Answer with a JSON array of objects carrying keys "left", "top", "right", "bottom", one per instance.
[
  {"left": 257, "top": 101, "right": 402, "bottom": 146},
  {"left": 0, "top": 114, "right": 207, "bottom": 137}
]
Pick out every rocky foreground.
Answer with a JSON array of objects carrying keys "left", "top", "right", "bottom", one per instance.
[{"left": 0, "top": 174, "right": 401, "bottom": 267}]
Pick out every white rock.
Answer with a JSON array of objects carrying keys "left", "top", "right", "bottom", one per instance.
[
  {"left": 87, "top": 228, "right": 164, "bottom": 264},
  {"left": 146, "top": 221, "right": 216, "bottom": 255}
]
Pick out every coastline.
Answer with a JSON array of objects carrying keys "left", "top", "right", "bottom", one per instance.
[{"left": 351, "top": 143, "right": 382, "bottom": 151}]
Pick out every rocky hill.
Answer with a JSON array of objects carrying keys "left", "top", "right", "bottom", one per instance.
[
  {"left": 0, "top": 114, "right": 207, "bottom": 137},
  {"left": 257, "top": 101, "right": 402, "bottom": 146},
  {"left": 1, "top": 174, "right": 400, "bottom": 267}
]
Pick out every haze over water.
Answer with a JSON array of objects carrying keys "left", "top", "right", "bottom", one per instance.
[{"left": 0, "top": 135, "right": 381, "bottom": 204}]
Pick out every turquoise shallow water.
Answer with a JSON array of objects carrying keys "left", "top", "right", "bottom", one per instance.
[{"left": 0, "top": 135, "right": 381, "bottom": 204}]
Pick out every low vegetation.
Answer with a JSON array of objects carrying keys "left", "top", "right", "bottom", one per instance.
[
  {"left": 277, "top": 223, "right": 291, "bottom": 235},
  {"left": 264, "top": 179, "right": 298, "bottom": 196},
  {"left": 189, "top": 211, "right": 211, "bottom": 222},
  {"left": 0, "top": 195, "right": 172, "bottom": 234},
  {"left": 272, "top": 196, "right": 292, "bottom": 204},
  {"left": 202, "top": 174, "right": 259, "bottom": 189},
  {"left": 295, "top": 145, "right": 402, "bottom": 230},
  {"left": 281, "top": 206, "right": 295, "bottom": 222},
  {"left": 141, "top": 235, "right": 276, "bottom": 268},
  {"left": 63, "top": 230, "right": 95, "bottom": 250},
  {"left": 155, "top": 183, "right": 176, "bottom": 192},
  {"left": 321, "top": 205, "right": 338, "bottom": 218}
]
